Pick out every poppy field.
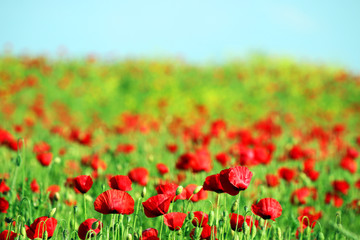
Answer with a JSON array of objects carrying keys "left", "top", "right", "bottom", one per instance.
[{"left": 0, "top": 55, "right": 360, "bottom": 239}]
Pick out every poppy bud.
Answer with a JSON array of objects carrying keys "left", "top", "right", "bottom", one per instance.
[
  {"left": 54, "top": 157, "right": 61, "bottom": 164},
  {"left": 141, "top": 187, "right": 147, "bottom": 198},
  {"left": 223, "top": 210, "right": 229, "bottom": 218},
  {"left": 306, "top": 226, "right": 311, "bottom": 236},
  {"left": 92, "top": 220, "right": 100, "bottom": 230},
  {"left": 231, "top": 200, "right": 239, "bottom": 212},
  {"left": 54, "top": 192, "right": 60, "bottom": 201},
  {"left": 277, "top": 227, "right": 282, "bottom": 240},
  {"left": 63, "top": 229, "right": 68, "bottom": 239},
  {"left": 318, "top": 232, "right": 325, "bottom": 240},
  {"left": 251, "top": 223, "right": 257, "bottom": 239},
  {"left": 16, "top": 155, "right": 22, "bottom": 166},
  {"left": 74, "top": 206, "right": 78, "bottom": 214},
  {"left": 336, "top": 211, "right": 341, "bottom": 225},
  {"left": 176, "top": 186, "right": 184, "bottom": 196},
  {"left": 243, "top": 221, "right": 250, "bottom": 235},
  {"left": 244, "top": 206, "right": 249, "bottom": 213},
  {"left": 134, "top": 232, "right": 139, "bottom": 239},
  {"left": 43, "top": 230, "right": 48, "bottom": 240},
  {"left": 21, "top": 226, "right": 26, "bottom": 236},
  {"left": 259, "top": 219, "right": 265, "bottom": 229},
  {"left": 208, "top": 211, "right": 215, "bottom": 226},
  {"left": 126, "top": 233, "right": 132, "bottom": 240},
  {"left": 193, "top": 186, "right": 203, "bottom": 194},
  {"left": 5, "top": 217, "right": 13, "bottom": 223},
  {"left": 49, "top": 208, "right": 56, "bottom": 218},
  {"left": 219, "top": 219, "right": 224, "bottom": 227},
  {"left": 188, "top": 212, "right": 195, "bottom": 220},
  {"left": 194, "top": 227, "right": 202, "bottom": 239}
]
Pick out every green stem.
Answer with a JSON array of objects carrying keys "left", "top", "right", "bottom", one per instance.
[{"left": 83, "top": 194, "right": 87, "bottom": 220}]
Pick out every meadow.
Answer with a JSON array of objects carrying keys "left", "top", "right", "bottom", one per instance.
[{"left": 0, "top": 54, "right": 360, "bottom": 239}]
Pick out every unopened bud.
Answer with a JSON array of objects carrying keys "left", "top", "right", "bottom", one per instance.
[
  {"left": 62, "top": 229, "right": 68, "bottom": 239},
  {"left": 141, "top": 187, "right": 147, "bottom": 198},
  {"left": 188, "top": 212, "right": 195, "bottom": 220},
  {"left": 194, "top": 227, "right": 202, "bottom": 239},
  {"left": 49, "top": 208, "right": 56, "bottom": 218},
  {"left": 318, "top": 232, "right": 325, "bottom": 240},
  {"left": 208, "top": 211, "right": 215, "bottom": 226},
  {"left": 16, "top": 155, "right": 22, "bottom": 166},
  {"left": 251, "top": 223, "right": 257, "bottom": 239},
  {"left": 176, "top": 186, "right": 184, "bottom": 196},
  {"left": 43, "top": 230, "right": 48, "bottom": 240},
  {"left": 243, "top": 221, "right": 250, "bottom": 235},
  {"left": 277, "top": 227, "right": 282, "bottom": 240},
  {"left": 5, "top": 217, "right": 13, "bottom": 223},
  {"left": 21, "top": 227, "right": 26, "bottom": 236},
  {"left": 244, "top": 206, "right": 249, "bottom": 213},
  {"left": 126, "top": 233, "right": 132, "bottom": 240},
  {"left": 92, "top": 220, "right": 100, "bottom": 229},
  {"left": 54, "top": 192, "right": 60, "bottom": 201},
  {"left": 336, "top": 211, "right": 342, "bottom": 225},
  {"left": 73, "top": 206, "right": 78, "bottom": 214},
  {"left": 231, "top": 200, "right": 239, "bottom": 212},
  {"left": 194, "top": 186, "right": 203, "bottom": 194},
  {"left": 219, "top": 219, "right": 224, "bottom": 227}
]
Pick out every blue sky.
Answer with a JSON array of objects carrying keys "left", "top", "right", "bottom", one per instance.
[{"left": 1, "top": 1, "right": 360, "bottom": 72}]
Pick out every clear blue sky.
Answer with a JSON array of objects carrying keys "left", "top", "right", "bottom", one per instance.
[{"left": 1, "top": 1, "right": 360, "bottom": 72}]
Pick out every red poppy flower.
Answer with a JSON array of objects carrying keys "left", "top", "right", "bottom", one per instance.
[
  {"left": 288, "top": 145, "right": 304, "bottom": 160},
  {"left": 30, "top": 179, "right": 40, "bottom": 193},
  {"left": 290, "top": 187, "right": 317, "bottom": 205},
  {"left": 78, "top": 218, "right": 103, "bottom": 240},
  {"left": 304, "top": 169, "right": 320, "bottom": 182},
  {"left": 108, "top": 175, "right": 132, "bottom": 191},
  {"left": 155, "top": 183, "right": 186, "bottom": 202},
  {"left": 0, "top": 197, "right": 9, "bottom": 213},
  {"left": 340, "top": 157, "right": 357, "bottom": 174},
  {"left": 0, "top": 230, "right": 17, "bottom": 240},
  {"left": 47, "top": 185, "right": 60, "bottom": 202},
  {"left": 140, "top": 228, "right": 159, "bottom": 240},
  {"left": 203, "top": 174, "right": 224, "bottom": 193},
  {"left": 142, "top": 194, "right": 171, "bottom": 218},
  {"left": 116, "top": 144, "right": 135, "bottom": 154},
  {"left": 325, "top": 192, "right": 343, "bottom": 207},
  {"left": 156, "top": 163, "right": 169, "bottom": 175},
  {"left": 298, "top": 206, "right": 322, "bottom": 220},
  {"left": 251, "top": 198, "right": 282, "bottom": 221},
  {"left": 215, "top": 152, "right": 231, "bottom": 167},
  {"left": 176, "top": 149, "right": 212, "bottom": 173},
  {"left": 185, "top": 184, "right": 208, "bottom": 202},
  {"left": 33, "top": 141, "right": 51, "bottom": 154},
  {"left": 190, "top": 225, "right": 217, "bottom": 240},
  {"left": 94, "top": 189, "right": 134, "bottom": 215},
  {"left": 25, "top": 216, "right": 57, "bottom": 239},
  {"left": 164, "top": 212, "right": 187, "bottom": 231},
  {"left": 128, "top": 167, "right": 149, "bottom": 186},
  {"left": 191, "top": 211, "right": 209, "bottom": 227},
  {"left": 0, "top": 180, "right": 10, "bottom": 194},
  {"left": 219, "top": 166, "right": 253, "bottom": 196},
  {"left": 166, "top": 144, "right": 178, "bottom": 154},
  {"left": 36, "top": 152, "right": 53, "bottom": 166},
  {"left": 278, "top": 167, "right": 296, "bottom": 182},
  {"left": 332, "top": 180, "right": 350, "bottom": 195},
  {"left": 229, "top": 214, "right": 258, "bottom": 232},
  {"left": 355, "top": 179, "right": 360, "bottom": 189},
  {"left": 346, "top": 147, "right": 358, "bottom": 159},
  {"left": 74, "top": 175, "right": 93, "bottom": 194},
  {"left": 265, "top": 174, "right": 279, "bottom": 187}
]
